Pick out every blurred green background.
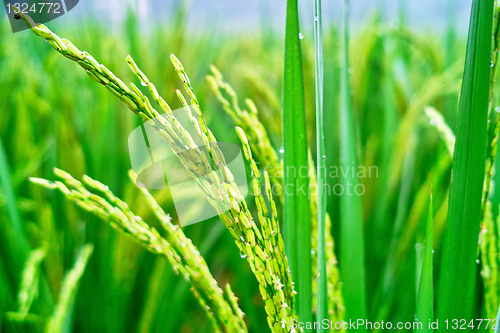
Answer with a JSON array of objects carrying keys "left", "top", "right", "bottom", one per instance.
[{"left": 1, "top": 0, "right": 497, "bottom": 332}]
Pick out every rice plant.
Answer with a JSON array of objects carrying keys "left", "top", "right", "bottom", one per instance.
[{"left": 3, "top": 0, "right": 500, "bottom": 332}]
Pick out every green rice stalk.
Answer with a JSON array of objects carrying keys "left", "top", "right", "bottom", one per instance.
[
  {"left": 137, "top": 258, "right": 168, "bottom": 333},
  {"left": 283, "top": 0, "right": 312, "bottom": 323},
  {"left": 130, "top": 170, "right": 247, "bottom": 332},
  {"left": 31, "top": 169, "right": 247, "bottom": 332},
  {"left": 313, "top": 0, "right": 328, "bottom": 329},
  {"left": 482, "top": 1, "right": 500, "bottom": 214},
  {"left": 45, "top": 244, "right": 93, "bottom": 333},
  {"left": 15, "top": 247, "right": 46, "bottom": 317},
  {"left": 0, "top": 138, "right": 28, "bottom": 278},
  {"left": 444, "top": 0, "right": 458, "bottom": 122},
  {"left": 129, "top": 56, "right": 296, "bottom": 332},
  {"left": 390, "top": 65, "right": 460, "bottom": 190},
  {"left": 209, "top": 65, "right": 344, "bottom": 326},
  {"left": 236, "top": 127, "right": 299, "bottom": 331},
  {"left": 373, "top": 134, "right": 417, "bottom": 320},
  {"left": 308, "top": 156, "right": 344, "bottom": 328},
  {"left": 389, "top": 153, "right": 450, "bottom": 285},
  {"left": 17, "top": 10, "right": 295, "bottom": 330},
  {"left": 207, "top": 67, "right": 281, "bottom": 194},
  {"left": 437, "top": 0, "right": 494, "bottom": 323},
  {"left": 415, "top": 193, "right": 434, "bottom": 332},
  {"left": 339, "top": 0, "right": 367, "bottom": 325},
  {"left": 480, "top": 202, "right": 499, "bottom": 321},
  {"left": 424, "top": 107, "right": 455, "bottom": 156}
]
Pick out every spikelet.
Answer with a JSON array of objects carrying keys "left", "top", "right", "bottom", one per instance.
[
  {"left": 18, "top": 9, "right": 297, "bottom": 330},
  {"left": 31, "top": 170, "right": 247, "bottom": 332}
]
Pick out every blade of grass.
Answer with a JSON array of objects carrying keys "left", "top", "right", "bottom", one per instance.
[
  {"left": 0, "top": 138, "right": 28, "bottom": 284},
  {"left": 437, "top": 0, "right": 494, "bottom": 324},
  {"left": 445, "top": 0, "right": 458, "bottom": 125},
  {"left": 416, "top": 192, "right": 434, "bottom": 332},
  {"left": 480, "top": 202, "right": 499, "bottom": 321},
  {"left": 16, "top": 247, "right": 46, "bottom": 317},
  {"left": 46, "top": 244, "right": 93, "bottom": 333},
  {"left": 283, "top": 0, "right": 312, "bottom": 324},
  {"left": 482, "top": 1, "right": 500, "bottom": 217},
  {"left": 373, "top": 133, "right": 417, "bottom": 321},
  {"left": 339, "top": 0, "right": 367, "bottom": 325},
  {"left": 313, "top": 0, "right": 328, "bottom": 329}
]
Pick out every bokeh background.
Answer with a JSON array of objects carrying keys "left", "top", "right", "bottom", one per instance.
[{"left": 1, "top": 0, "right": 495, "bottom": 332}]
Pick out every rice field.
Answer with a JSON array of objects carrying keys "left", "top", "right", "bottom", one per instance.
[{"left": 1, "top": 0, "right": 500, "bottom": 332}]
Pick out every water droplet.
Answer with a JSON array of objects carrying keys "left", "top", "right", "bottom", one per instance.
[
  {"left": 181, "top": 243, "right": 186, "bottom": 247},
  {"left": 240, "top": 251, "right": 247, "bottom": 259},
  {"left": 477, "top": 259, "right": 481, "bottom": 264},
  {"left": 140, "top": 81, "right": 147, "bottom": 87},
  {"left": 279, "top": 147, "right": 285, "bottom": 154},
  {"left": 298, "top": 32, "right": 304, "bottom": 40},
  {"left": 496, "top": 106, "right": 500, "bottom": 113},
  {"left": 322, "top": 155, "right": 326, "bottom": 159},
  {"left": 311, "top": 249, "right": 315, "bottom": 255},
  {"left": 492, "top": 61, "right": 495, "bottom": 68},
  {"left": 430, "top": 119, "right": 437, "bottom": 126},
  {"left": 432, "top": 250, "right": 435, "bottom": 254},
  {"left": 314, "top": 16, "right": 319, "bottom": 21}
]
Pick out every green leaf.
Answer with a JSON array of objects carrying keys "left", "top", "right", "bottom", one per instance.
[
  {"left": 46, "top": 244, "right": 93, "bottom": 333},
  {"left": 283, "top": 0, "right": 312, "bottom": 324},
  {"left": 339, "top": 0, "right": 367, "bottom": 326},
  {"left": 416, "top": 193, "right": 434, "bottom": 332},
  {"left": 313, "top": 0, "right": 328, "bottom": 330},
  {"left": 0, "top": 138, "right": 28, "bottom": 282},
  {"left": 437, "top": 0, "right": 494, "bottom": 324}
]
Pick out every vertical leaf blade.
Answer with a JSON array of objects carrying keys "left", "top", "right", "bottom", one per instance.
[
  {"left": 283, "top": 0, "right": 312, "bottom": 324},
  {"left": 437, "top": 0, "right": 494, "bottom": 324},
  {"left": 313, "top": 0, "right": 328, "bottom": 330},
  {"left": 339, "top": 0, "right": 367, "bottom": 325},
  {"left": 416, "top": 193, "right": 434, "bottom": 332}
]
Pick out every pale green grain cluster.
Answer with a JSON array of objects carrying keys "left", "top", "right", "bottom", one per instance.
[
  {"left": 14, "top": 247, "right": 46, "bottom": 317},
  {"left": 208, "top": 64, "right": 345, "bottom": 327},
  {"left": 16, "top": 8, "right": 299, "bottom": 330},
  {"left": 207, "top": 67, "right": 281, "bottom": 191},
  {"left": 131, "top": 56, "right": 297, "bottom": 333},
  {"left": 236, "top": 127, "right": 297, "bottom": 331},
  {"left": 31, "top": 169, "right": 247, "bottom": 332}
]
